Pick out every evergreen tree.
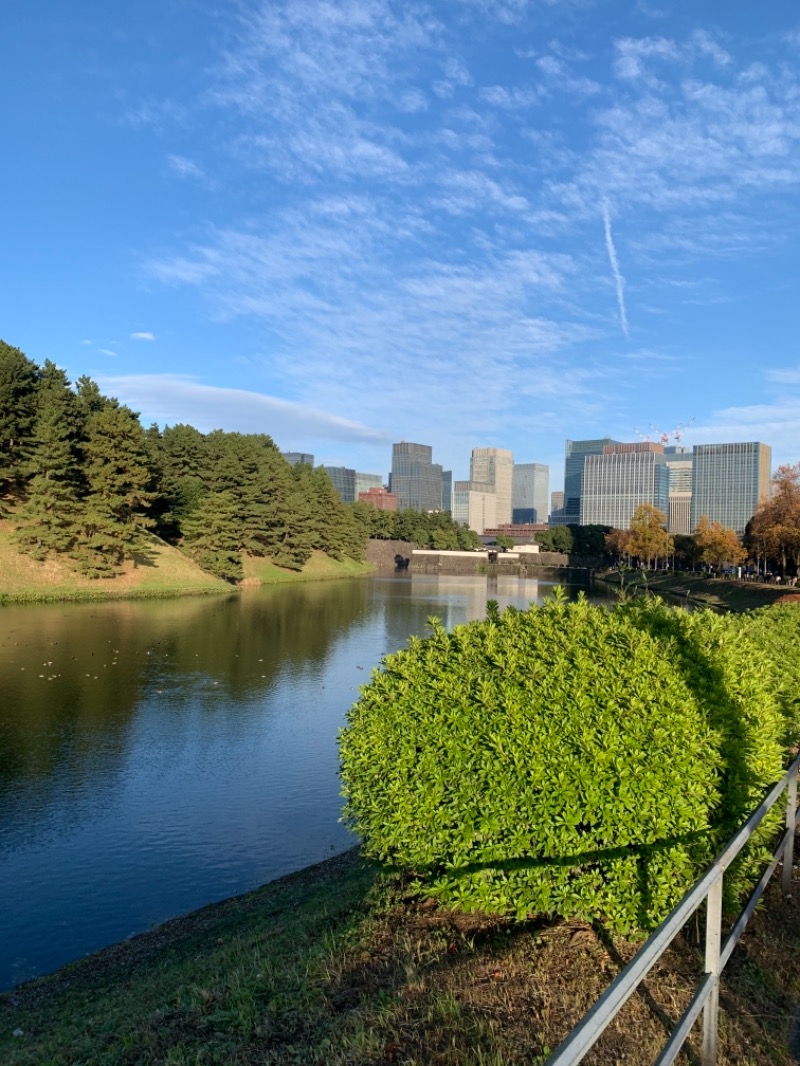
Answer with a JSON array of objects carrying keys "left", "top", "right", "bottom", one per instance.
[
  {"left": 14, "top": 362, "right": 84, "bottom": 559},
  {"left": 182, "top": 490, "right": 243, "bottom": 582},
  {"left": 0, "top": 340, "right": 40, "bottom": 510},
  {"left": 71, "top": 403, "right": 156, "bottom": 576}
]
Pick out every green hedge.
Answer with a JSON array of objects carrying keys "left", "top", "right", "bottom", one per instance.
[
  {"left": 737, "top": 601, "right": 800, "bottom": 745},
  {"left": 339, "top": 593, "right": 787, "bottom": 933}
]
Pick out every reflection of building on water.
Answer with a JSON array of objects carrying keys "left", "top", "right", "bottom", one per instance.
[{"left": 410, "top": 573, "right": 544, "bottom": 627}]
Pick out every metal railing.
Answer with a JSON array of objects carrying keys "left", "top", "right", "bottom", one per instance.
[{"left": 546, "top": 751, "right": 800, "bottom": 1066}]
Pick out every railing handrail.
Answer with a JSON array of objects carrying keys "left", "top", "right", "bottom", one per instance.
[{"left": 545, "top": 751, "right": 800, "bottom": 1066}]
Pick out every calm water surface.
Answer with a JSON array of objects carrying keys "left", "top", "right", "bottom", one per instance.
[{"left": 0, "top": 573, "right": 613, "bottom": 990}]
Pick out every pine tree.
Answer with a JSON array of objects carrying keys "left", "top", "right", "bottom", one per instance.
[
  {"left": 71, "top": 403, "right": 156, "bottom": 576},
  {"left": 14, "top": 361, "right": 84, "bottom": 559},
  {"left": 181, "top": 490, "right": 243, "bottom": 582},
  {"left": 0, "top": 340, "right": 40, "bottom": 511}
]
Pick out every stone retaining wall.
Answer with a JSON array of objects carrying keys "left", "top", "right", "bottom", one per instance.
[{"left": 366, "top": 539, "right": 416, "bottom": 568}]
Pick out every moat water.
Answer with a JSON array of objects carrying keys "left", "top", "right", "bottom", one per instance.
[{"left": 0, "top": 572, "right": 615, "bottom": 990}]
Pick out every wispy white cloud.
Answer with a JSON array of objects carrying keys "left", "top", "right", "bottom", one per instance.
[
  {"left": 601, "top": 200, "right": 629, "bottom": 337},
  {"left": 130, "top": 331, "right": 155, "bottom": 341},
  {"left": 137, "top": 7, "right": 800, "bottom": 470},
  {"left": 613, "top": 36, "right": 679, "bottom": 81},
  {"left": 96, "top": 375, "right": 389, "bottom": 445},
  {"left": 166, "top": 155, "right": 209, "bottom": 183},
  {"left": 767, "top": 367, "right": 800, "bottom": 386},
  {"left": 99, "top": 349, "right": 117, "bottom": 357}
]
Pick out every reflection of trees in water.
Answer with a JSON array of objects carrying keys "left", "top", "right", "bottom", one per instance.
[{"left": 0, "top": 582, "right": 371, "bottom": 815}]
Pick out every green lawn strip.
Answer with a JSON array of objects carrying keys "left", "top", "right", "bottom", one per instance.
[
  {"left": 242, "top": 551, "right": 375, "bottom": 585},
  {"left": 2, "top": 846, "right": 799, "bottom": 1064},
  {"left": 0, "top": 850, "right": 379, "bottom": 1065}
]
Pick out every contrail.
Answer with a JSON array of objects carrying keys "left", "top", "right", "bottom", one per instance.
[{"left": 602, "top": 199, "right": 629, "bottom": 338}]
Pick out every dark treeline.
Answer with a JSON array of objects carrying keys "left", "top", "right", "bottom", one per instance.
[
  {"left": 533, "top": 524, "right": 612, "bottom": 556},
  {"left": 0, "top": 341, "right": 476, "bottom": 582}
]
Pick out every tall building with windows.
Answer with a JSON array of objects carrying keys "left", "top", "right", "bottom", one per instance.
[
  {"left": 355, "top": 472, "right": 383, "bottom": 497},
  {"left": 512, "top": 463, "right": 549, "bottom": 524},
  {"left": 664, "top": 446, "right": 693, "bottom": 535},
  {"left": 581, "top": 443, "right": 670, "bottom": 529},
  {"left": 441, "top": 470, "right": 453, "bottom": 513},
  {"left": 564, "top": 438, "right": 620, "bottom": 524},
  {"left": 691, "top": 442, "right": 771, "bottom": 535},
  {"left": 452, "top": 481, "right": 497, "bottom": 534},
  {"left": 391, "top": 442, "right": 444, "bottom": 512},
  {"left": 282, "top": 452, "right": 314, "bottom": 467},
  {"left": 549, "top": 491, "right": 565, "bottom": 524},
  {"left": 322, "top": 466, "right": 356, "bottom": 503},
  {"left": 470, "top": 448, "right": 513, "bottom": 525}
]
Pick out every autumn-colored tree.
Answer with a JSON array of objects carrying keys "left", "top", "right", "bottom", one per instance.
[
  {"left": 605, "top": 527, "right": 632, "bottom": 563},
  {"left": 693, "top": 515, "right": 746, "bottom": 571},
  {"left": 627, "top": 504, "right": 673, "bottom": 568},
  {"left": 747, "top": 464, "right": 800, "bottom": 577}
]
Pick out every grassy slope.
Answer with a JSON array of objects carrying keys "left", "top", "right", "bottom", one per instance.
[
  {"left": 1, "top": 847, "right": 798, "bottom": 1065},
  {"left": 0, "top": 522, "right": 228, "bottom": 602},
  {"left": 0, "top": 525, "right": 375, "bottom": 603},
  {"left": 243, "top": 550, "right": 374, "bottom": 585}
]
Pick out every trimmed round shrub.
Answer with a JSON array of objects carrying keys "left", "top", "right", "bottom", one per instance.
[
  {"left": 737, "top": 601, "right": 800, "bottom": 745},
  {"left": 340, "top": 594, "right": 786, "bottom": 933}
]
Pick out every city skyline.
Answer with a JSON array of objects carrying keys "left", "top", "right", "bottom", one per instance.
[{"left": 3, "top": 3, "right": 800, "bottom": 489}]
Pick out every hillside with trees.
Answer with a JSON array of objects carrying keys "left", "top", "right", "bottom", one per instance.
[{"left": 0, "top": 341, "right": 477, "bottom": 590}]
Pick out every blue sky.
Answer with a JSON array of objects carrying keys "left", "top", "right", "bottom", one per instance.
[{"left": 3, "top": 1, "right": 800, "bottom": 488}]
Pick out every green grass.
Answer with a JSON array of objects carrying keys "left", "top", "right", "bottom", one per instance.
[
  {"left": 243, "top": 550, "right": 374, "bottom": 585},
  {"left": 2, "top": 847, "right": 798, "bottom": 1065},
  {"left": 0, "top": 523, "right": 374, "bottom": 604},
  {"left": 0, "top": 524, "right": 229, "bottom": 604}
]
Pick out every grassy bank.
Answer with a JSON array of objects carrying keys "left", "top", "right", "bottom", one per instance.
[
  {"left": 0, "top": 523, "right": 229, "bottom": 603},
  {"left": 2, "top": 846, "right": 798, "bottom": 1064},
  {"left": 596, "top": 567, "right": 791, "bottom": 613},
  {"left": 0, "top": 524, "right": 374, "bottom": 604},
  {"left": 242, "top": 551, "right": 374, "bottom": 585}
]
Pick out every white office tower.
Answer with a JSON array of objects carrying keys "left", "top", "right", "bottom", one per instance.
[{"left": 470, "top": 448, "right": 513, "bottom": 525}]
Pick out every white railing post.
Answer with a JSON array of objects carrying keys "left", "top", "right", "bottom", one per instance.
[
  {"left": 702, "top": 873, "right": 723, "bottom": 1066},
  {"left": 784, "top": 762, "right": 798, "bottom": 897}
]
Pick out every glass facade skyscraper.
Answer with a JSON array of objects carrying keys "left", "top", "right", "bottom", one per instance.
[
  {"left": 391, "top": 442, "right": 444, "bottom": 511},
  {"left": 691, "top": 442, "right": 771, "bottom": 535},
  {"left": 564, "top": 438, "right": 620, "bottom": 523},
  {"left": 581, "top": 446, "right": 670, "bottom": 529},
  {"left": 322, "top": 466, "right": 357, "bottom": 503},
  {"left": 512, "top": 463, "right": 549, "bottom": 524}
]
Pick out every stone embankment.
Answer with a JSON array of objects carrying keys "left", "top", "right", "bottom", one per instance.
[{"left": 365, "top": 539, "right": 417, "bottom": 569}]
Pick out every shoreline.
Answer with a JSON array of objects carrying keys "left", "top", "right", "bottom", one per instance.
[
  {"left": 2, "top": 840, "right": 798, "bottom": 1064},
  {"left": 594, "top": 567, "right": 791, "bottom": 613}
]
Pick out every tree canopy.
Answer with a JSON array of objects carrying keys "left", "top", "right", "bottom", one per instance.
[{"left": 0, "top": 340, "right": 375, "bottom": 580}]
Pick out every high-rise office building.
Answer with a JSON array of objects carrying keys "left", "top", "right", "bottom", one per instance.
[
  {"left": 512, "top": 463, "right": 549, "bottom": 524},
  {"left": 664, "top": 446, "right": 693, "bottom": 535},
  {"left": 691, "top": 442, "right": 771, "bottom": 535},
  {"left": 355, "top": 472, "right": 383, "bottom": 497},
  {"left": 564, "top": 438, "right": 621, "bottom": 523},
  {"left": 441, "top": 470, "right": 453, "bottom": 513},
  {"left": 322, "top": 466, "right": 356, "bottom": 503},
  {"left": 452, "top": 481, "right": 497, "bottom": 534},
  {"left": 282, "top": 451, "right": 314, "bottom": 467},
  {"left": 581, "top": 443, "right": 670, "bottom": 529},
  {"left": 549, "top": 491, "right": 565, "bottom": 524},
  {"left": 470, "top": 448, "right": 513, "bottom": 525},
  {"left": 391, "top": 442, "right": 444, "bottom": 511}
]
